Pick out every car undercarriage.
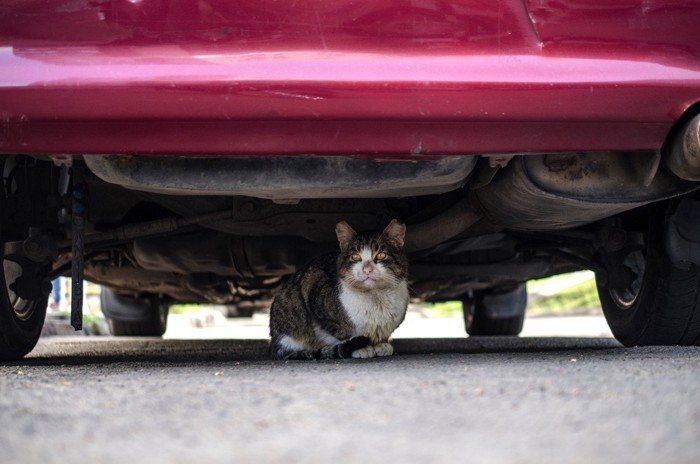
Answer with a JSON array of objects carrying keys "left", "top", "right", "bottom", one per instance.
[{"left": 3, "top": 119, "right": 700, "bottom": 355}]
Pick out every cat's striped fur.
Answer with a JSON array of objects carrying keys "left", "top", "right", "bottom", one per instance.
[{"left": 269, "top": 220, "right": 408, "bottom": 360}]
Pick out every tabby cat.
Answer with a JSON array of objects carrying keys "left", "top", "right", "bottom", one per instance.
[{"left": 269, "top": 219, "right": 409, "bottom": 360}]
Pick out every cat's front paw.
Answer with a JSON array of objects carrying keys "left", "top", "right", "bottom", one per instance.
[
  {"left": 351, "top": 342, "right": 393, "bottom": 359},
  {"left": 373, "top": 342, "right": 394, "bottom": 357},
  {"left": 351, "top": 345, "right": 376, "bottom": 359}
]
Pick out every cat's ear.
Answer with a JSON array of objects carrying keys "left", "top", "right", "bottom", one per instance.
[
  {"left": 382, "top": 219, "right": 406, "bottom": 248},
  {"left": 335, "top": 221, "right": 357, "bottom": 251}
]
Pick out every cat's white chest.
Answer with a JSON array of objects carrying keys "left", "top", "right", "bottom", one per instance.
[{"left": 340, "top": 280, "right": 409, "bottom": 343}]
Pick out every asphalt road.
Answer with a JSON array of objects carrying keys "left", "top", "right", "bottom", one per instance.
[{"left": 2, "top": 335, "right": 699, "bottom": 464}]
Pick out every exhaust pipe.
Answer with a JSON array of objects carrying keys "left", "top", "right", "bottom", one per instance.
[
  {"left": 404, "top": 197, "right": 482, "bottom": 253},
  {"left": 665, "top": 113, "right": 700, "bottom": 181}
]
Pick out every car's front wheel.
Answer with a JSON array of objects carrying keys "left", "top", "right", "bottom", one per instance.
[
  {"left": 596, "top": 198, "right": 700, "bottom": 346},
  {"left": 463, "top": 284, "right": 527, "bottom": 336},
  {"left": 100, "top": 288, "right": 169, "bottom": 336}
]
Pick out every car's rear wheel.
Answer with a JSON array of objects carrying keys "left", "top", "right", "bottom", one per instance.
[
  {"left": 100, "top": 288, "right": 169, "bottom": 336},
  {"left": 596, "top": 198, "right": 700, "bottom": 346},
  {"left": 463, "top": 284, "right": 527, "bottom": 336}
]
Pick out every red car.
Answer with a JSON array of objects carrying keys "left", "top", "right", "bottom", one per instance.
[{"left": 1, "top": 0, "right": 700, "bottom": 359}]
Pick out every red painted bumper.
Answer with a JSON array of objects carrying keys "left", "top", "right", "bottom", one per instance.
[{"left": 1, "top": 0, "right": 699, "bottom": 156}]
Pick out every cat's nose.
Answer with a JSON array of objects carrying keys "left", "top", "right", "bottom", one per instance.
[{"left": 362, "top": 262, "right": 374, "bottom": 274}]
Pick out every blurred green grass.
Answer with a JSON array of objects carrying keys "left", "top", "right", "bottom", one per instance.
[
  {"left": 170, "top": 304, "right": 210, "bottom": 314},
  {"left": 528, "top": 272, "right": 600, "bottom": 316}
]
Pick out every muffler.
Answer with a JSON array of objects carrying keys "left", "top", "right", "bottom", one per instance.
[
  {"left": 471, "top": 151, "right": 699, "bottom": 231},
  {"left": 665, "top": 113, "right": 700, "bottom": 181}
]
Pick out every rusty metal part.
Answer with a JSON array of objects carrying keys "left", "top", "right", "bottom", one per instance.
[
  {"left": 485, "top": 154, "right": 515, "bottom": 168},
  {"left": 56, "top": 210, "right": 235, "bottom": 251},
  {"left": 83, "top": 155, "right": 477, "bottom": 200},
  {"left": 472, "top": 152, "right": 698, "bottom": 231},
  {"left": 404, "top": 197, "right": 482, "bottom": 253},
  {"left": 665, "top": 113, "right": 700, "bottom": 181}
]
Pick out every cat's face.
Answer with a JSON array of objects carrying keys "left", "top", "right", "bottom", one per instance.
[{"left": 336, "top": 220, "right": 408, "bottom": 292}]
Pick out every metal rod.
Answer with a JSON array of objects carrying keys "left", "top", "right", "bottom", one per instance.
[
  {"left": 56, "top": 209, "right": 234, "bottom": 251},
  {"left": 70, "top": 166, "right": 86, "bottom": 331}
]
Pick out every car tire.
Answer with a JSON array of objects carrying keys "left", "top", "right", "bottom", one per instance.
[
  {"left": 463, "top": 284, "right": 527, "bottom": 336},
  {"left": 101, "top": 288, "right": 169, "bottom": 337},
  {"left": 0, "top": 253, "right": 49, "bottom": 361},
  {"left": 0, "top": 211, "right": 51, "bottom": 359},
  {"left": 596, "top": 198, "right": 700, "bottom": 346},
  {"left": 222, "top": 303, "right": 255, "bottom": 318}
]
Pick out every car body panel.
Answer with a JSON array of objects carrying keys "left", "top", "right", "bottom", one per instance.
[{"left": 1, "top": 0, "right": 699, "bottom": 156}]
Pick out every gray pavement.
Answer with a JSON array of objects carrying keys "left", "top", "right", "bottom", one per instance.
[{"left": 1, "top": 334, "right": 699, "bottom": 464}]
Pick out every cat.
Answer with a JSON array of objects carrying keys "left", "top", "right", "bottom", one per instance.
[{"left": 269, "top": 219, "right": 409, "bottom": 360}]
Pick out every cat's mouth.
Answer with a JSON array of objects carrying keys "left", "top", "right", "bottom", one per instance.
[{"left": 361, "top": 276, "right": 382, "bottom": 288}]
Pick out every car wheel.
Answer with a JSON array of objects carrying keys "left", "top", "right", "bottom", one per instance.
[
  {"left": 222, "top": 303, "right": 255, "bottom": 318},
  {"left": 0, "top": 234, "right": 50, "bottom": 361},
  {"left": 100, "top": 288, "right": 169, "bottom": 336},
  {"left": 463, "top": 284, "right": 527, "bottom": 336},
  {"left": 596, "top": 198, "right": 700, "bottom": 346}
]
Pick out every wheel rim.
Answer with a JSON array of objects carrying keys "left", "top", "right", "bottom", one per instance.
[
  {"left": 608, "top": 250, "right": 646, "bottom": 310},
  {"left": 3, "top": 157, "right": 36, "bottom": 322},
  {"left": 3, "top": 258, "right": 34, "bottom": 321}
]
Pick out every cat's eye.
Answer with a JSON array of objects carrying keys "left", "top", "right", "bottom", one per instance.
[
  {"left": 375, "top": 252, "right": 387, "bottom": 261},
  {"left": 351, "top": 253, "right": 362, "bottom": 262}
]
